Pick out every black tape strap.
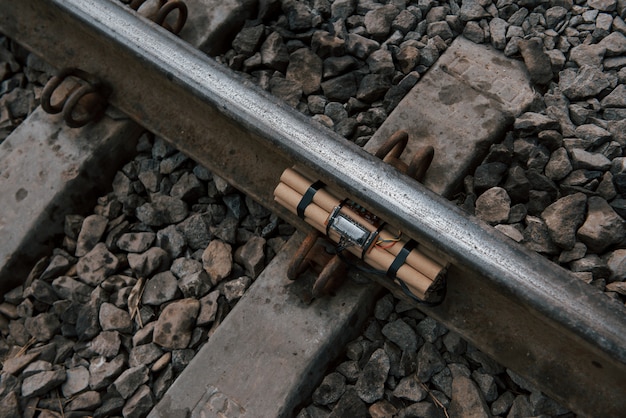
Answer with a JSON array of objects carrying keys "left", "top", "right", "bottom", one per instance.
[
  {"left": 387, "top": 239, "right": 417, "bottom": 279},
  {"left": 297, "top": 180, "right": 325, "bottom": 218},
  {"left": 361, "top": 222, "right": 386, "bottom": 260}
]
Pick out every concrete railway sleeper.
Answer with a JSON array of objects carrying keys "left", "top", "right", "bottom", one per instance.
[{"left": 0, "top": 0, "right": 625, "bottom": 417}]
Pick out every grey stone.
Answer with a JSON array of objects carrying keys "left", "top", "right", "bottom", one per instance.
[
  {"left": 560, "top": 65, "right": 613, "bottom": 100},
  {"left": 571, "top": 254, "right": 611, "bottom": 279},
  {"left": 577, "top": 196, "right": 626, "bottom": 253},
  {"left": 472, "top": 371, "right": 498, "bottom": 403},
  {"left": 415, "top": 317, "right": 447, "bottom": 344},
  {"left": 312, "top": 372, "right": 346, "bottom": 405},
  {"left": 559, "top": 242, "right": 587, "bottom": 264},
  {"left": 570, "top": 148, "right": 612, "bottom": 171},
  {"left": 232, "top": 25, "right": 264, "bottom": 56},
  {"left": 345, "top": 33, "right": 380, "bottom": 60},
  {"left": 211, "top": 216, "right": 239, "bottom": 244},
  {"left": 1, "top": 351, "right": 40, "bottom": 376},
  {"left": 202, "top": 240, "right": 233, "bottom": 285},
  {"left": 393, "top": 374, "right": 427, "bottom": 402},
  {"left": 75, "top": 214, "right": 108, "bottom": 257},
  {"left": 311, "top": 31, "right": 346, "bottom": 59},
  {"left": 99, "top": 302, "right": 133, "bottom": 333},
  {"left": 66, "top": 390, "right": 102, "bottom": 411},
  {"left": 178, "top": 269, "right": 212, "bottom": 298},
  {"left": 514, "top": 112, "right": 560, "bottom": 134},
  {"left": 397, "top": 402, "right": 442, "bottom": 418},
  {"left": 508, "top": 394, "right": 534, "bottom": 417},
  {"left": 21, "top": 368, "right": 66, "bottom": 398},
  {"left": 136, "top": 194, "right": 188, "bottom": 226},
  {"left": 90, "top": 330, "right": 121, "bottom": 358},
  {"left": 138, "top": 159, "right": 161, "bottom": 192},
  {"left": 155, "top": 225, "right": 186, "bottom": 258},
  {"left": 286, "top": 48, "right": 323, "bottom": 95},
  {"left": 113, "top": 365, "right": 149, "bottom": 399},
  {"left": 460, "top": 0, "right": 490, "bottom": 21},
  {"left": 364, "top": 4, "right": 400, "bottom": 41},
  {"left": 432, "top": 367, "right": 453, "bottom": 397},
  {"left": 396, "top": 45, "right": 420, "bottom": 74},
  {"left": 374, "top": 294, "right": 394, "bottom": 321},
  {"left": 355, "top": 348, "right": 390, "bottom": 403},
  {"left": 142, "top": 271, "right": 180, "bottom": 305},
  {"left": 569, "top": 44, "right": 606, "bottom": 67},
  {"left": 0, "top": 392, "right": 20, "bottom": 417},
  {"left": 122, "top": 385, "right": 154, "bottom": 418},
  {"left": 153, "top": 298, "right": 200, "bottom": 350},
  {"left": 474, "top": 162, "right": 508, "bottom": 193},
  {"left": 76, "top": 304, "right": 102, "bottom": 341},
  {"left": 23, "top": 354, "right": 53, "bottom": 373},
  {"left": 575, "top": 124, "right": 613, "bottom": 148},
  {"left": 24, "top": 312, "right": 60, "bottom": 342},
  {"left": 171, "top": 257, "right": 203, "bottom": 279},
  {"left": 429, "top": 21, "right": 454, "bottom": 40},
  {"left": 89, "top": 354, "right": 126, "bottom": 390},
  {"left": 489, "top": 18, "right": 508, "bottom": 49},
  {"left": 178, "top": 214, "right": 212, "bottom": 251},
  {"left": 24, "top": 279, "right": 58, "bottom": 305},
  {"left": 172, "top": 348, "right": 196, "bottom": 372},
  {"left": 541, "top": 193, "right": 587, "bottom": 250},
  {"left": 76, "top": 243, "right": 119, "bottom": 286},
  {"left": 117, "top": 232, "right": 156, "bottom": 253},
  {"left": 524, "top": 216, "right": 560, "bottom": 254},
  {"left": 417, "top": 342, "right": 445, "bottom": 382},
  {"left": 61, "top": 366, "right": 89, "bottom": 398},
  {"left": 130, "top": 343, "right": 163, "bottom": 368},
  {"left": 224, "top": 276, "right": 252, "bottom": 302},
  {"left": 329, "top": 388, "right": 367, "bottom": 418},
  {"left": 601, "top": 84, "right": 626, "bottom": 108},
  {"left": 171, "top": 172, "right": 204, "bottom": 201},
  {"left": 545, "top": 147, "right": 572, "bottom": 181},
  {"left": 463, "top": 21, "right": 485, "bottom": 43},
  {"left": 197, "top": 290, "right": 220, "bottom": 326},
  {"left": 320, "top": 73, "right": 357, "bottom": 103},
  {"left": 160, "top": 151, "right": 189, "bottom": 174},
  {"left": 367, "top": 48, "right": 395, "bottom": 76},
  {"left": 598, "top": 31, "right": 626, "bottom": 56},
  {"left": 270, "top": 77, "right": 303, "bottom": 107},
  {"left": 260, "top": 32, "right": 289, "bottom": 73},
  {"left": 529, "top": 391, "right": 570, "bottom": 416},
  {"left": 369, "top": 400, "right": 398, "bottom": 418},
  {"left": 491, "top": 391, "right": 515, "bottom": 416},
  {"left": 283, "top": 0, "right": 313, "bottom": 31},
  {"left": 606, "top": 249, "right": 626, "bottom": 282},
  {"left": 381, "top": 319, "right": 419, "bottom": 352},
  {"left": 448, "top": 376, "right": 491, "bottom": 418},
  {"left": 234, "top": 236, "right": 266, "bottom": 278},
  {"left": 475, "top": 187, "right": 511, "bottom": 225},
  {"left": 356, "top": 74, "right": 391, "bottom": 103},
  {"left": 39, "top": 254, "right": 71, "bottom": 281},
  {"left": 128, "top": 247, "right": 171, "bottom": 277}
]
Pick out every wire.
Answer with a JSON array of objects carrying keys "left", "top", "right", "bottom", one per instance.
[{"left": 375, "top": 230, "right": 402, "bottom": 249}]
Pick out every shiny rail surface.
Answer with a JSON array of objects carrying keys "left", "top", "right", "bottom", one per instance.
[{"left": 1, "top": 1, "right": 625, "bottom": 416}]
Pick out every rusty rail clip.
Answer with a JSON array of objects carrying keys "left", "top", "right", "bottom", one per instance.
[
  {"left": 41, "top": 68, "right": 109, "bottom": 128},
  {"left": 128, "top": 0, "right": 188, "bottom": 35}
]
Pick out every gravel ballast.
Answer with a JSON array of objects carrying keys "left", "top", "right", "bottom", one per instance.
[{"left": 1, "top": 0, "right": 625, "bottom": 416}]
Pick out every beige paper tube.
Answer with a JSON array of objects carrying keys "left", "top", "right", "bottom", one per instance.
[
  {"left": 274, "top": 183, "right": 330, "bottom": 228},
  {"left": 375, "top": 229, "right": 443, "bottom": 280},
  {"left": 364, "top": 252, "right": 428, "bottom": 299},
  {"left": 281, "top": 168, "right": 379, "bottom": 233},
  {"left": 365, "top": 246, "right": 432, "bottom": 294}
]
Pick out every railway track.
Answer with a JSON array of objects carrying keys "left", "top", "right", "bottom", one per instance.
[{"left": 1, "top": 0, "right": 625, "bottom": 417}]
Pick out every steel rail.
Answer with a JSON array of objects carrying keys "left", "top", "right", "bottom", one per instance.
[{"left": 1, "top": 1, "right": 625, "bottom": 415}]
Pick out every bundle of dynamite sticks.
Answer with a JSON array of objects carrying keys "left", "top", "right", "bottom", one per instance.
[{"left": 274, "top": 167, "right": 447, "bottom": 301}]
